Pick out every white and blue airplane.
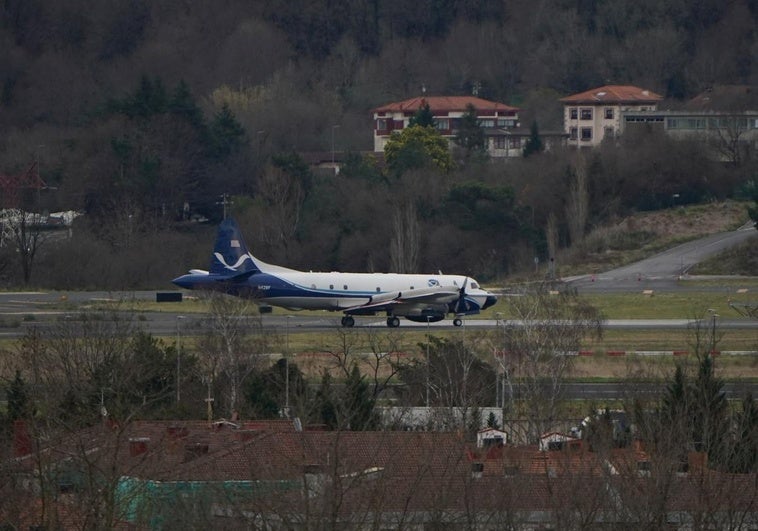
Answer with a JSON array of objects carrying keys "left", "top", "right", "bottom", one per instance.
[{"left": 173, "top": 218, "right": 497, "bottom": 327}]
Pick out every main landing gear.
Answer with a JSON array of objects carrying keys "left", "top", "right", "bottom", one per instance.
[
  {"left": 340, "top": 315, "right": 355, "bottom": 327},
  {"left": 386, "top": 316, "right": 400, "bottom": 328},
  {"left": 453, "top": 318, "right": 462, "bottom": 327}
]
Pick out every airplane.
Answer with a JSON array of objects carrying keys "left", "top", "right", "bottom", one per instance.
[{"left": 172, "top": 218, "right": 497, "bottom": 327}]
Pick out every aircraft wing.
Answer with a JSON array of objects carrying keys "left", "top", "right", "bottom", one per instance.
[{"left": 343, "top": 286, "right": 459, "bottom": 312}]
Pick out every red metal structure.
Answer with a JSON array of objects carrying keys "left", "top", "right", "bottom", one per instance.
[{"left": 0, "top": 162, "right": 46, "bottom": 209}]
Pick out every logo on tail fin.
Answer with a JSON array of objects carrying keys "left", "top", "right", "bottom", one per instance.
[{"left": 213, "top": 252, "right": 256, "bottom": 272}]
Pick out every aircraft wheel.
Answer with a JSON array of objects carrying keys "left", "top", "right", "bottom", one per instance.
[
  {"left": 386, "top": 316, "right": 400, "bottom": 328},
  {"left": 341, "top": 316, "right": 355, "bottom": 327},
  {"left": 453, "top": 318, "right": 462, "bottom": 327}
]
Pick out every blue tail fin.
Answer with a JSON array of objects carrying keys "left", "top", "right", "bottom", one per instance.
[{"left": 209, "top": 218, "right": 261, "bottom": 276}]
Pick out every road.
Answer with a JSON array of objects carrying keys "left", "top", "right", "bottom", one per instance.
[{"left": 567, "top": 223, "right": 757, "bottom": 293}]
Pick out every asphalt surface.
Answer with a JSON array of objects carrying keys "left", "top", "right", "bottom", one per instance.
[
  {"left": 0, "top": 225, "right": 754, "bottom": 340},
  {"left": 567, "top": 223, "right": 757, "bottom": 293}
]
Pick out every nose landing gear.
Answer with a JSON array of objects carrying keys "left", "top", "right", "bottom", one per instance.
[{"left": 340, "top": 315, "right": 355, "bottom": 327}]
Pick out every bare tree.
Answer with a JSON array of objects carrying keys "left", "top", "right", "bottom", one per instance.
[
  {"left": 389, "top": 199, "right": 420, "bottom": 273},
  {"left": 196, "top": 292, "right": 268, "bottom": 416},
  {"left": 0, "top": 209, "right": 49, "bottom": 284},
  {"left": 498, "top": 284, "right": 603, "bottom": 442},
  {"left": 565, "top": 154, "right": 589, "bottom": 246}
]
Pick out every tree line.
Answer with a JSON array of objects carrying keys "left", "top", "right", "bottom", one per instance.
[{"left": 1, "top": 2, "right": 757, "bottom": 287}]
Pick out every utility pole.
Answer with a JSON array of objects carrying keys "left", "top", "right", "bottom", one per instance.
[
  {"left": 176, "top": 315, "right": 185, "bottom": 403},
  {"left": 217, "top": 194, "right": 233, "bottom": 219}
]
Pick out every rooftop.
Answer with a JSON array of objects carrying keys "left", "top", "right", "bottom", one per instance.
[{"left": 560, "top": 85, "right": 663, "bottom": 104}]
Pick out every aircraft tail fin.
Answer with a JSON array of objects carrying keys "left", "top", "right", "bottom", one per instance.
[{"left": 209, "top": 218, "right": 261, "bottom": 276}]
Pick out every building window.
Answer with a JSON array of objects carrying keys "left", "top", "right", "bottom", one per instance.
[
  {"left": 570, "top": 108, "right": 578, "bottom": 120},
  {"left": 580, "top": 127, "right": 592, "bottom": 141},
  {"left": 377, "top": 118, "right": 388, "bottom": 131},
  {"left": 604, "top": 126, "right": 614, "bottom": 138},
  {"left": 495, "top": 137, "right": 507, "bottom": 149},
  {"left": 498, "top": 118, "right": 516, "bottom": 128},
  {"left": 509, "top": 138, "right": 521, "bottom": 149},
  {"left": 667, "top": 118, "right": 679, "bottom": 129},
  {"left": 604, "top": 108, "right": 614, "bottom": 120},
  {"left": 434, "top": 118, "right": 450, "bottom": 131},
  {"left": 569, "top": 127, "right": 577, "bottom": 140},
  {"left": 580, "top": 108, "right": 593, "bottom": 120},
  {"left": 478, "top": 119, "right": 495, "bottom": 128}
]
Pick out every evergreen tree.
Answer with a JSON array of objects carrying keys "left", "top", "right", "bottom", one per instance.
[
  {"left": 731, "top": 393, "right": 758, "bottom": 472},
  {"left": 169, "top": 80, "right": 205, "bottom": 128},
  {"left": 454, "top": 104, "right": 486, "bottom": 161},
  {"left": 315, "top": 371, "right": 338, "bottom": 429},
  {"left": 690, "top": 355, "right": 728, "bottom": 464},
  {"left": 344, "top": 364, "right": 376, "bottom": 430},
  {"left": 7, "top": 370, "right": 30, "bottom": 422},
  {"left": 523, "top": 120, "right": 544, "bottom": 158},
  {"left": 409, "top": 101, "right": 434, "bottom": 128},
  {"left": 208, "top": 104, "right": 247, "bottom": 160}
]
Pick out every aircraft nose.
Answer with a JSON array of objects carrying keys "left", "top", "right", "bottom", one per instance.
[
  {"left": 483, "top": 294, "right": 498, "bottom": 310},
  {"left": 172, "top": 275, "right": 192, "bottom": 289}
]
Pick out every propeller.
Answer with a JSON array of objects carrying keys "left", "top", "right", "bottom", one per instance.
[{"left": 454, "top": 277, "right": 469, "bottom": 314}]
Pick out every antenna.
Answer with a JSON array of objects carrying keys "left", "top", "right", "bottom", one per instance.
[{"left": 217, "top": 193, "right": 233, "bottom": 219}]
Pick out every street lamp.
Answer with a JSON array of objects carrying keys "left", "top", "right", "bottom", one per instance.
[
  {"left": 331, "top": 124, "right": 340, "bottom": 165},
  {"left": 285, "top": 315, "right": 292, "bottom": 417},
  {"left": 425, "top": 315, "right": 431, "bottom": 408},
  {"left": 176, "top": 315, "right": 185, "bottom": 403},
  {"left": 707, "top": 309, "right": 718, "bottom": 355}
]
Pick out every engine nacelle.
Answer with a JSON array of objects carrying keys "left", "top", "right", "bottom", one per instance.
[{"left": 405, "top": 313, "right": 445, "bottom": 323}]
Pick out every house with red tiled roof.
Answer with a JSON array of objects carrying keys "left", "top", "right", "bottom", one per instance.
[
  {"left": 560, "top": 85, "right": 664, "bottom": 147},
  {"left": 7, "top": 420, "right": 758, "bottom": 529},
  {"left": 372, "top": 95, "right": 532, "bottom": 157}
]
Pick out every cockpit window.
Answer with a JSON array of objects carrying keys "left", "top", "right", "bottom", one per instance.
[{"left": 471, "top": 282, "right": 479, "bottom": 289}]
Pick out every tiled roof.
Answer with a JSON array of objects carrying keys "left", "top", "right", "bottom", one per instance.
[
  {"left": 560, "top": 85, "right": 663, "bottom": 104},
  {"left": 371, "top": 96, "right": 519, "bottom": 114}
]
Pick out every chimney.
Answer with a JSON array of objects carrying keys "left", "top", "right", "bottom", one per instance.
[
  {"left": 129, "top": 437, "right": 150, "bottom": 457},
  {"left": 303, "top": 464, "right": 329, "bottom": 498},
  {"left": 183, "top": 442, "right": 209, "bottom": 463},
  {"left": 688, "top": 451, "right": 708, "bottom": 473}
]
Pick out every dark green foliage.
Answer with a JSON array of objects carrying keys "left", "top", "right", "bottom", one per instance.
[
  {"left": 271, "top": 152, "right": 314, "bottom": 192},
  {"left": 399, "top": 337, "right": 496, "bottom": 408},
  {"left": 7, "top": 370, "right": 30, "bottom": 421},
  {"left": 744, "top": 180, "right": 758, "bottom": 224},
  {"left": 443, "top": 182, "right": 519, "bottom": 234},
  {"left": 169, "top": 80, "right": 205, "bottom": 128},
  {"left": 454, "top": 104, "right": 486, "bottom": 160},
  {"left": 311, "top": 366, "right": 376, "bottom": 430},
  {"left": 315, "top": 371, "right": 338, "bottom": 429},
  {"left": 731, "top": 393, "right": 758, "bottom": 472},
  {"left": 522, "top": 121, "right": 543, "bottom": 158},
  {"left": 344, "top": 364, "right": 376, "bottom": 430},
  {"left": 661, "top": 356, "right": 730, "bottom": 467},
  {"left": 244, "top": 358, "right": 306, "bottom": 419},
  {"left": 409, "top": 102, "right": 435, "bottom": 128},
  {"left": 208, "top": 104, "right": 247, "bottom": 160}
]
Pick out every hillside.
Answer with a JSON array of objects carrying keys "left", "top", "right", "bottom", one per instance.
[{"left": 560, "top": 201, "right": 757, "bottom": 276}]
